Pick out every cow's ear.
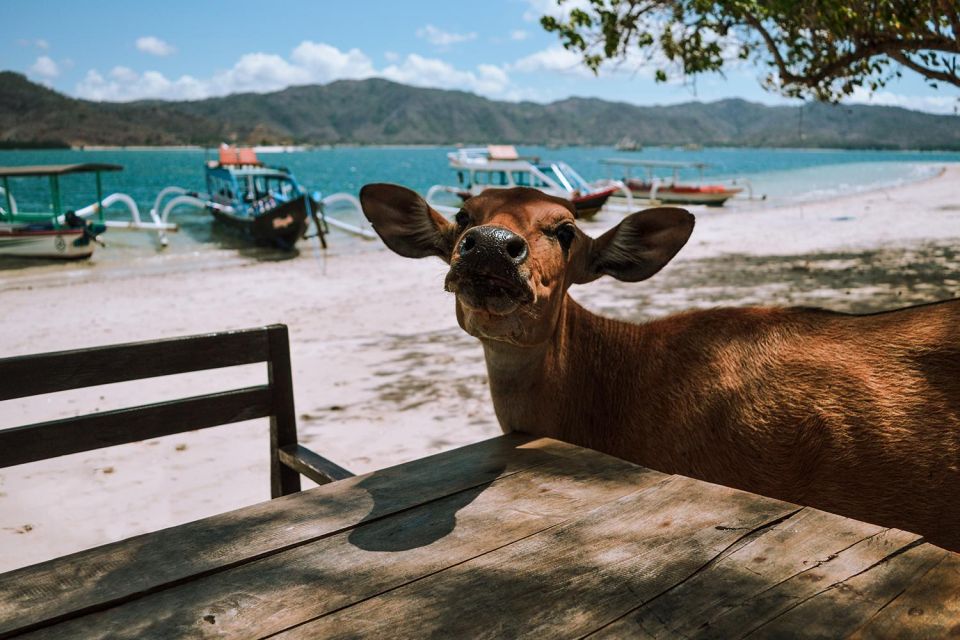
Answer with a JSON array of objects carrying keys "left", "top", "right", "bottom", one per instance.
[
  {"left": 360, "top": 183, "right": 457, "bottom": 261},
  {"left": 573, "top": 207, "right": 694, "bottom": 284}
]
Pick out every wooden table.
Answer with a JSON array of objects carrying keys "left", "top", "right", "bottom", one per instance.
[{"left": 1, "top": 434, "right": 957, "bottom": 639}]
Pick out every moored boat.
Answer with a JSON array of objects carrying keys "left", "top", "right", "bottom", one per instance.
[
  {"left": 151, "top": 146, "right": 376, "bottom": 251},
  {"left": 614, "top": 136, "right": 643, "bottom": 152},
  {"left": 601, "top": 158, "right": 743, "bottom": 207},
  {"left": 0, "top": 164, "right": 176, "bottom": 259},
  {"left": 203, "top": 146, "right": 310, "bottom": 249},
  {"left": 428, "top": 146, "right": 627, "bottom": 219}
]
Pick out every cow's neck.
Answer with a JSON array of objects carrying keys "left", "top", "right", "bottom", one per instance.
[{"left": 481, "top": 296, "right": 652, "bottom": 455}]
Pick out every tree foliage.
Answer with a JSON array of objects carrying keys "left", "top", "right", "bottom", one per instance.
[{"left": 541, "top": 1, "right": 960, "bottom": 101}]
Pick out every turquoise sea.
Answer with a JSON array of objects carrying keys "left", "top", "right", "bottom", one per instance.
[{"left": 2, "top": 146, "right": 959, "bottom": 263}]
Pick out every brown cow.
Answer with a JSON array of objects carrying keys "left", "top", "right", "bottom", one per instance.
[{"left": 360, "top": 183, "right": 960, "bottom": 552}]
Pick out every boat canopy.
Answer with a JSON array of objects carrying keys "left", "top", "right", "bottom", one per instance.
[
  {"left": 600, "top": 159, "right": 710, "bottom": 170},
  {"left": 0, "top": 164, "right": 123, "bottom": 178},
  {"left": 219, "top": 145, "right": 262, "bottom": 166},
  {"left": 208, "top": 165, "right": 294, "bottom": 179}
]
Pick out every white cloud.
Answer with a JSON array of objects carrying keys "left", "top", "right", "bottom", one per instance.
[
  {"left": 848, "top": 86, "right": 960, "bottom": 115},
  {"left": 382, "top": 54, "right": 509, "bottom": 95},
  {"left": 74, "top": 41, "right": 513, "bottom": 102},
  {"left": 136, "top": 36, "right": 176, "bottom": 57},
  {"left": 290, "top": 41, "right": 375, "bottom": 81},
  {"left": 511, "top": 46, "right": 591, "bottom": 77},
  {"left": 416, "top": 24, "right": 477, "bottom": 46},
  {"left": 77, "top": 68, "right": 206, "bottom": 101},
  {"left": 18, "top": 38, "right": 50, "bottom": 50},
  {"left": 510, "top": 30, "right": 529, "bottom": 41},
  {"left": 109, "top": 66, "right": 138, "bottom": 83},
  {"left": 29, "top": 55, "right": 59, "bottom": 80},
  {"left": 522, "top": 0, "right": 590, "bottom": 22},
  {"left": 208, "top": 53, "right": 311, "bottom": 94}
]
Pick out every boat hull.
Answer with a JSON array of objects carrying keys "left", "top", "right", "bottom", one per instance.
[
  {"left": 626, "top": 182, "right": 742, "bottom": 206},
  {"left": 0, "top": 225, "right": 94, "bottom": 259},
  {"left": 207, "top": 195, "right": 309, "bottom": 249},
  {"left": 571, "top": 188, "right": 616, "bottom": 220}
]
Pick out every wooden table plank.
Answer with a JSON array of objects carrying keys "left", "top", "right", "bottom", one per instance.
[
  {"left": 15, "top": 445, "right": 667, "bottom": 640},
  {"left": 586, "top": 508, "right": 918, "bottom": 638},
  {"left": 749, "top": 542, "right": 952, "bottom": 639},
  {"left": 848, "top": 552, "right": 960, "bottom": 639},
  {"left": 271, "top": 475, "right": 800, "bottom": 639},
  {"left": 0, "top": 433, "right": 572, "bottom": 637}
]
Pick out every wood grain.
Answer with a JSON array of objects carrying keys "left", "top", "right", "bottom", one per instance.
[
  {"left": 748, "top": 541, "right": 952, "bottom": 639},
  {"left": 0, "top": 434, "right": 562, "bottom": 638},
  {"left": 267, "top": 324, "right": 301, "bottom": 498},
  {"left": 848, "top": 551, "right": 960, "bottom": 639},
  {"left": 278, "top": 444, "right": 355, "bottom": 484},
  {"left": 16, "top": 443, "right": 663, "bottom": 639},
  {"left": 586, "top": 508, "right": 932, "bottom": 638},
  {"left": 273, "top": 475, "right": 799, "bottom": 639}
]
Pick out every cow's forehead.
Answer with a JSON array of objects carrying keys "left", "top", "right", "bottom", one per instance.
[{"left": 464, "top": 188, "right": 576, "bottom": 224}]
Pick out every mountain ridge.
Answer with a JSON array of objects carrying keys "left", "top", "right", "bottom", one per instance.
[{"left": 2, "top": 71, "right": 958, "bottom": 150}]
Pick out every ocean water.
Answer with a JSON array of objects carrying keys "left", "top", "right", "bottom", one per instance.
[{"left": 1, "top": 146, "right": 958, "bottom": 264}]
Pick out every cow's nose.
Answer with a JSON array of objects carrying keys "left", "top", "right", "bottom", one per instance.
[{"left": 458, "top": 226, "right": 528, "bottom": 265}]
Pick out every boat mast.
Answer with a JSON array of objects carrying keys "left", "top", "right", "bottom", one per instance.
[
  {"left": 49, "top": 175, "right": 62, "bottom": 227},
  {"left": 95, "top": 171, "right": 104, "bottom": 223},
  {"left": 2, "top": 177, "right": 11, "bottom": 219}
]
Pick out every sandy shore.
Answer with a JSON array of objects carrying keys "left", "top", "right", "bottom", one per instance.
[{"left": 1, "top": 165, "right": 958, "bottom": 571}]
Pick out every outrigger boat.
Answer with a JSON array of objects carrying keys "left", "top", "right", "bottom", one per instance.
[
  {"left": 427, "top": 146, "right": 631, "bottom": 219},
  {"left": 151, "top": 146, "right": 374, "bottom": 250},
  {"left": 600, "top": 158, "right": 748, "bottom": 207},
  {"left": 0, "top": 164, "right": 176, "bottom": 259}
]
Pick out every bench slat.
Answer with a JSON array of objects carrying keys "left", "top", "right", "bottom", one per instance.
[
  {"left": 0, "top": 326, "right": 275, "bottom": 401},
  {"left": 0, "top": 386, "right": 273, "bottom": 468}
]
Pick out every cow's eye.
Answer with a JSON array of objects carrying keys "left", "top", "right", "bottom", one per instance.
[
  {"left": 455, "top": 209, "right": 470, "bottom": 228},
  {"left": 555, "top": 224, "right": 575, "bottom": 250}
]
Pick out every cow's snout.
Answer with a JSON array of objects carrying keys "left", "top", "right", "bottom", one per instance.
[{"left": 458, "top": 226, "right": 528, "bottom": 266}]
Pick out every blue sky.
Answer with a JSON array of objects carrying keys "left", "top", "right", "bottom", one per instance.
[{"left": 6, "top": 0, "right": 958, "bottom": 113}]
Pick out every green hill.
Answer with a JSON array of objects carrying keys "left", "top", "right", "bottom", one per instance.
[{"left": 2, "top": 71, "right": 958, "bottom": 149}]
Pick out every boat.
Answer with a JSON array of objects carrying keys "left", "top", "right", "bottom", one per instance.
[
  {"left": 203, "top": 146, "right": 311, "bottom": 249},
  {"left": 614, "top": 136, "right": 643, "bottom": 152},
  {"left": 600, "top": 159, "right": 745, "bottom": 207},
  {"left": 427, "top": 146, "right": 629, "bottom": 220},
  {"left": 0, "top": 164, "right": 176, "bottom": 259},
  {"left": 150, "top": 145, "right": 376, "bottom": 250}
]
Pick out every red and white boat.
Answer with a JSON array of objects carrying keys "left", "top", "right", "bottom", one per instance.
[
  {"left": 428, "top": 146, "right": 630, "bottom": 219},
  {"left": 601, "top": 159, "right": 744, "bottom": 207}
]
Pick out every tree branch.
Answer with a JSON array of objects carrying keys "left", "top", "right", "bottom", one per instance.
[{"left": 888, "top": 51, "right": 960, "bottom": 88}]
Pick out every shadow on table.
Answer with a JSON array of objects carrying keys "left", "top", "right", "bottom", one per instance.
[{"left": 348, "top": 472, "right": 502, "bottom": 552}]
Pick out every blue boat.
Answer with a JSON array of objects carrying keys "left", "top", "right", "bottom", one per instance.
[{"left": 203, "top": 146, "right": 312, "bottom": 249}]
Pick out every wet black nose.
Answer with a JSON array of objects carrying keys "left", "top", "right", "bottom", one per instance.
[{"left": 458, "top": 226, "right": 528, "bottom": 265}]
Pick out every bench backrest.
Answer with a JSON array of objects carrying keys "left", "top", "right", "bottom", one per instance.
[{"left": 0, "top": 324, "right": 302, "bottom": 497}]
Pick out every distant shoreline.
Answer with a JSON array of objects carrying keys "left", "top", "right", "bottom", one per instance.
[{"left": 0, "top": 143, "right": 957, "bottom": 153}]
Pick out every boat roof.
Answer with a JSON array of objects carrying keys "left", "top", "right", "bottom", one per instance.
[
  {"left": 219, "top": 146, "right": 262, "bottom": 166},
  {"left": 207, "top": 163, "right": 293, "bottom": 178},
  {"left": 449, "top": 145, "right": 541, "bottom": 169},
  {"left": 0, "top": 163, "right": 124, "bottom": 178},
  {"left": 600, "top": 159, "right": 710, "bottom": 170}
]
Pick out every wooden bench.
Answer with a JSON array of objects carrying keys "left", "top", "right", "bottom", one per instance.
[{"left": 0, "top": 324, "right": 353, "bottom": 498}]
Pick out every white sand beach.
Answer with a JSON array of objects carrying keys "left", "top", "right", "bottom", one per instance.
[{"left": 1, "top": 165, "right": 958, "bottom": 572}]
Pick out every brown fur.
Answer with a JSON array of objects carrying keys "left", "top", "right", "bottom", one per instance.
[{"left": 360, "top": 184, "right": 960, "bottom": 551}]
